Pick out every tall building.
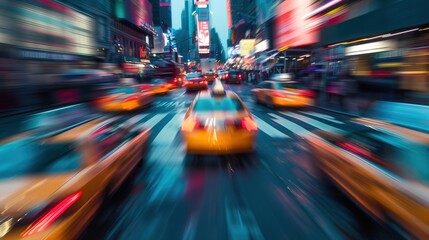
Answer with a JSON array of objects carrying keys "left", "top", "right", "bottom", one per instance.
[{"left": 149, "top": 0, "right": 172, "bottom": 29}]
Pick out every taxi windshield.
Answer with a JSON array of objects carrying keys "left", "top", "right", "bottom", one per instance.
[
  {"left": 274, "top": 82, "right": 302, "bottom": 90},
  {"left": 109, "top": 87, "right": 136, "bottom": 94},
  {"left": 0, "top": 139, "right": 81, "bottom": 180},
  {"left": 193, "top": 97, "right": 244, "bottom": 112}
]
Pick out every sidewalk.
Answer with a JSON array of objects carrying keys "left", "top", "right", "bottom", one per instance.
[{"left": 314, "top": 96, "right": 429, "bottom": 133}]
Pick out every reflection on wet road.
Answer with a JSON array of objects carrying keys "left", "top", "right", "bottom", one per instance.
[{"left": 80, "top": 84, "right": 402, "bottom": 240}]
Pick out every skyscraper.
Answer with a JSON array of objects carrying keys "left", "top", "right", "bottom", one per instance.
[{"left": 149, "top": 0, "right": 172, "bottom": 28}]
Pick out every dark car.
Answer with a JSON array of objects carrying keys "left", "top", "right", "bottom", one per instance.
[
  {"left": 184, "top": 73, "right": 208, "bottom": 92},
  {"left": 225, "top": 70, "right": 242, "bottom": 84}
]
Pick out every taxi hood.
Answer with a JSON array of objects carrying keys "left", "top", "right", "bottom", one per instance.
[{"left": 0, "top": 173, "right": 75, "bottom": 215}]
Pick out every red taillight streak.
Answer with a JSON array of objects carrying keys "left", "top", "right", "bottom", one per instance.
[
  {"left": 21, "top": 191, "right": 82, "bottom": 237},
  {"left": 299, "top": 90, "right": 315, "bottom": 98},
  {"left": 273, "top": 91, "right": 286, "bottom": 97},
  {"left": 226, "top": 117, "right": 257, "bottom": 132},
  {"left": 124, "top": 96, "right": 139, "bottom": 102},
  {"left": 241, "top": 117, "right": 258, "bottom": 132}
]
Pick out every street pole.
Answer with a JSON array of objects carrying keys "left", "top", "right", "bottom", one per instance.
[{"left": 283, "top": 51, "right": 287, "bottom": 73}]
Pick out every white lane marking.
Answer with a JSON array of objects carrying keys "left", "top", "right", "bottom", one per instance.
[
  {"left": 153, "top": 113, "right": 185, "bottom": 145},
  {"left": 299, "top": 111, "right": 344, "bottom": 124},
  {"left": 253, "top": 115, "right": 290, "bottom": 138},
  {"left": 268, "top": 113, "right": 315, "bottom": 137},
  {"left": 139, "top": 113, "right": 168, "bottom": 128},
  {"left": 280, "top": 112, "right": 344, "bottom": 134}
]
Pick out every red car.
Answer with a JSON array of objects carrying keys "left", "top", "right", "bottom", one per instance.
[
  {"left": 225, "top": 70, "right": 242, "bottom": 84},
  {"left": 184, "top": 73, "right": 208, "bottom": 92}
]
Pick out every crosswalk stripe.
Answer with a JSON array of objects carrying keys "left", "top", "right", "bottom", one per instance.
[
  {"left": 299, "top": 111, "right": 344, "bottom": 124},
  {"left": 268, "top": 113, "right": 315, "bottom": 137},
  {"left": 280, "top": 112, "right": 344, "bottom": 134},
  {"left": 153, "top": 113, "right": 185, "bottom": 146},
  {"left": 138, "top": 113, "right": 168, "bottom": 128},
  {"left": 253, "top": 115, "right": 290, "bottom": 138}
]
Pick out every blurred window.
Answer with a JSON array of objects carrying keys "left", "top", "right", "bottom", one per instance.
[
  {"left": 0, "top": 140, "right": 81, "bottom": 180},
  {"left": 150, "top": 79, "right": 166, "bottom": 84},
  {"left": 193, "top": 97, "right": 244, "bottom": 112},
  {"left": 205, "top": 73, "right": 215, "bottom": 76},
  {"left": 109, "top": 87, "right": 136, "bottom": 95},
  {"left": 186, "top": 73, "right": 203, "bottom": 79},
  {"left": 256, "top": 82, "right": 271, "bottom": 89},
  {"left": 274, "top": 82, "right": 303, "bottom": 90}
]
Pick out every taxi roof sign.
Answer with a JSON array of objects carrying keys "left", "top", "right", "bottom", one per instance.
[{"left": 212, "top": 80, "right": 226, "bottom": 96}]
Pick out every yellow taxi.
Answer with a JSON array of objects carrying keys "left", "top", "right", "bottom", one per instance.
[
  {"left": 305, "top": 118, "right": 429, "bottom": 238},
  {"left": 0, "top": 117, "right": 150, "bottom": 240},
  {"left": 141, "top": 78, "right": 173, "bottom": 95},
  {"left": 95, "top": 85, "right": 154, "bottom": 112},
  {"left": 203, "top": 71, "right": 217, "bottom": 83},
  {"left": 181, "top": 81, "right": 257, "bottom": 154},
  {"left": 251, "top": 81, "right": 314, "bottom": 108}
]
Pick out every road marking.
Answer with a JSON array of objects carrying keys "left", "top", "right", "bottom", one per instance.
[
  {"left": 253, "top": 115, "right": 290, "bottom": 138},
  {"left": 153, "top": 113, "right": 185, "bottom": 145},
  {"left": 280, "top": 112, "right": 344, "bottom": 134},
  {"left": 268, "top": 113, "right": 315, "bottom": 137},
  {"left": 299, "top": 111, "right": 344, "bottom": 124},
  {"left": 139, "top": 113, "right": 168, "bottom": 128}
]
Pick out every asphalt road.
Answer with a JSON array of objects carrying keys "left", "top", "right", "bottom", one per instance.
[{"left": 80, "top": 83, "right": 403, "bottom": 240}]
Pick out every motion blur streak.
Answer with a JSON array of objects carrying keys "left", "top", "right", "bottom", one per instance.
[{"left": 1, "top": 0, "right": 429, "bottom": 239}]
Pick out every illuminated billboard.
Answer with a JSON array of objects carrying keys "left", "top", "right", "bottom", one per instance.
[
  {"left": 274, "top": 0, "right": 318, "bottom": 49},
  {"left": 160, "top": 0, "right": 171, "bottom": 7},
  {"left": 114, "top": 0, "right": 153, "bottom": 27},
  {"left": 226, "top": 0, "right": 232, "bottom": 29},
  {"left": 240, "top": 39, "right": 256, "bottom": 56},
  {"left": 198, "top": 8, "right": 209, "bottom": 21},
  {"left": 197, "top": 21, "right": 210, "bottom": 54},
  {"left": 195, "top": 0, "right": 209, "bottom": 7}
]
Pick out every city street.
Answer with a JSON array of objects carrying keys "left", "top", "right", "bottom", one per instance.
[{"left": 78, "top": 83, "right": 402, "bottom": 240}]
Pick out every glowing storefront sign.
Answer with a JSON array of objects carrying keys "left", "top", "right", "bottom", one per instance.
[
  {"left": 345, "top": 40, "right": 397, "bottom": 56},
  {"left": 240, "top": 39, "right": 256, "bottom": 56}
]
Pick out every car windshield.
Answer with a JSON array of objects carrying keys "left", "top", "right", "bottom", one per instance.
[
  {"left": 0, "top": 139, "right": 81, "bottom": 180},
  {"left": 193, "top": 97, "right": 244, "bottom": 112},
  {"left": 150, "top": 79, "right": 166, "bottom": 84},
  {"left": 206, "top": 73, "right": 215, "bottom": 76},
  {"left": 274, "top": 82, "right": 302, "bottom": 90},
  {"left": 186, "top": 74, "right": 202, "bottom": 79},
  {"left": 109, "top": 87, "right": 136, "bottom": 94},
  {"left": 229, "top": 71, "right": 239, "bottom": 74}
]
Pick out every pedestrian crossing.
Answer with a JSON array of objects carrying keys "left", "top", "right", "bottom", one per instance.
[{"left": 133, "top": 110, "right": 347, "bottom": 145}]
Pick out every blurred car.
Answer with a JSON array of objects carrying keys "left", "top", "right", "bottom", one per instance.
[
  {"left": 251, "top": 81, "right": 314, "bottom": 108},
  {"left": 181, "top": 82, "right": 257, "bottom": 154},
  {"left": 224, "top": 70, "right": 243, "bottom": 84},
  {"left": 183, "top": 73, "right": 208, "bottom": 92},
  {"left": 0, "top": 117, "right": 150, "bottom": 240},
  {"left": 95, "top": 85, "right": 154, "bottom": 112},
  {"left": 217, "top": 70, "right": 224, "bottom": 79},
  {"left": 203, "top": 71, "right": 217, "bottom": 83},
  {"left": 142, "top": 78, "right": 172, "bottom": 95},
  {"left": 305, "top": 118, "right": 429, "bottom": 239},
  {"left": 269, "top": 73, "right": 294, "bottom": 81}
]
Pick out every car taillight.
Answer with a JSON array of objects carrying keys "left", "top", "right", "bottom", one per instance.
[
  {"left": 21, "top": 191, "right": 82, "bottom": 237},
  {"left": 204, "top": 76, "right": 207, "bottom": 79},
  {"left": 272, "top": 91, "right": 286, "bottom": 97},
  {"left": 182, "top": 118, "right": 204, "bottom": 132},
  {"left": 241, "top": 117, "right": 258, "bottom": 132},
  {"left": 173, "top": 78, "right": 178, "bottom": 82},
  {"left": 299, "top": 90, "right": 315, "bottom": 98},
  {"left": 124, "top": 96, "right": 139, "bottom": 102},
  {"left": 226, "top": 74, "right": 229, "bottom": 77},
  {"left": 140, "top": 85, "right": 151, "bottom": 90},
  {"left": 226, "top": 117, "right": 257, "bottom": 132},
  {"left": 238, "top": 74, "right": 242, "bottom": 78}
]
